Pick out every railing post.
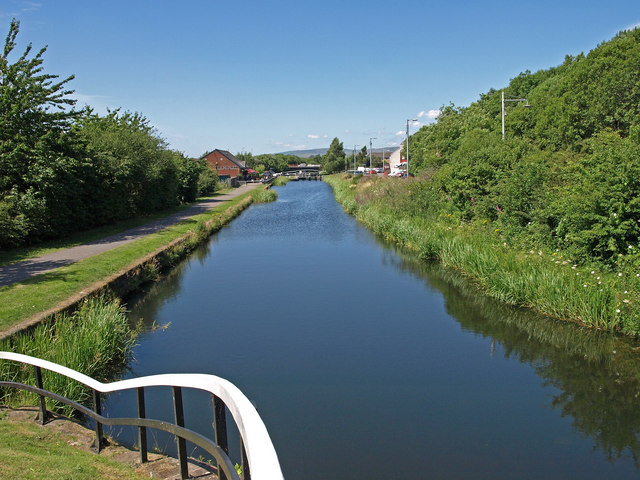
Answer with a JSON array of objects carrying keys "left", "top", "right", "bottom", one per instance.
[
  {"left": 33, "top": 366, "right": 48, "bottom": 425},
  {"left": 92, "top": 389, "right": 104, "bottom": 452},
  {"left": 137, "top": 387, "right": 148, "bottom": 463},
  {"left": 213, "top": 395, "right": 229, "bottom": 480},
  {"left": 172, "top": 386, "right": 189, "bottom": 479},
  {"left": 241, "top": 437, "right": 251, "bottom": 480}
]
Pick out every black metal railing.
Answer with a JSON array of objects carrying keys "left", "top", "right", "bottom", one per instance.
[{"left": 0, "top": 353, "right": 283, "bottom": 480}]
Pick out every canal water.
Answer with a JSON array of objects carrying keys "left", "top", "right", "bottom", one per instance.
[{"left": 107, "top": 180, "right": 640, "bottom": 479}]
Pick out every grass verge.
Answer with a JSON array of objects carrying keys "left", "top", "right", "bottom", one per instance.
[
  {"left": 0, "top": 296, "right": 137, "bottom": 415},
  {"left": 325, "top": 174, "right": 640, "bottom": 334},
  {"left": 0, "top": 187, "right": 256, "bottom": 334},
  {"left": 0, "top": 411, "right": 146, "bottom": 480},
  {"left": 0, "top": 189, "right": 232, "bottom": 268}
]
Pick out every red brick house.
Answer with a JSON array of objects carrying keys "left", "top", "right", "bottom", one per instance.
[{"left": 201, "top": 149, "right": 247, "bottom": 181}]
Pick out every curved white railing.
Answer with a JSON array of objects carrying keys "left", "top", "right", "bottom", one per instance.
[{"left": 0, "top": 351, "right": 284, "bottom": 480}]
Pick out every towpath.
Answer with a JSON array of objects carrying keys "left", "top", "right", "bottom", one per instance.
[{"left": 0, "top": 183, "right": 260, "bottom": 287}]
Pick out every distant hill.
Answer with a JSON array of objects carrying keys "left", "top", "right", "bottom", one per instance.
[
  {"left": 279, "top": 148, "right": 326, "bottom": 158},
  {"left": 280, "top": 146, "right": 400, "bottom": 158}
]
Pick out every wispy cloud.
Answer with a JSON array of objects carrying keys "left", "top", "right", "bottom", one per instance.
[
  {"left": 0, "top": 1, "right": 42, "bottom": 18},
  {"left": 624, "top": 21, "right": 640, "bottom": 31},
  {"left": 418, "top": 109, "right": 441, "bottom": 120},
  {"left": 307, "top": 134, "right": 328, "bottom": 139},
  {"left": 395, "top": 130, "right": 405, "bottom": 136}
]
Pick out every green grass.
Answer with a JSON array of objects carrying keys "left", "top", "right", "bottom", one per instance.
[
  {"left": 272, "top": 176, "right": 290, "bottom": 186},
  {"left": 0, "top": 414, "right": 147, "bottom": 480},
  {"left": 0, "top": 296, "right": 137, "bottom": 415},
  {"left": 0, "top": 189, "right": 232, "bottom": 267},
  {"left": 0, "top": 189, "right": 255, "bottom": 333},
  {"left": 250, "top": 188, "right": 278, "bottom": 203},
  {"left": 326, "top": 174, "right": 639, "bottom": 334}
]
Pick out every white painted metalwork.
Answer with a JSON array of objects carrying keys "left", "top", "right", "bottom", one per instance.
[{"left": 0, "top": 351, "right": 284, "bottom": 480}]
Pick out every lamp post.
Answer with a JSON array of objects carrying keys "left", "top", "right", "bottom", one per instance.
[
  {"left": 501, "top": 90, "right": 530, "bottom": 140},
  {"left": 369, "top": 137, "right": 376, "bottom": 173},
  {"left": 406, "top": 119, "right": 417, "bottom": 178},
  {"left": 353, "top": 144, "right": 360, "bottom": 174}
]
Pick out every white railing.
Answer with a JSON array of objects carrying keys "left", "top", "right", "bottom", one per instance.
[{"left": 0, "top": 351, "right": 284, "bottom": 480}]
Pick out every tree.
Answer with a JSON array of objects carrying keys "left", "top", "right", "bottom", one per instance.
[
  {"left": 0, "top": 19, "right": 77, "bottom": 193},
  {"left": 322, "top": 137, "right": 346, "bottom": 174},
  {"left": 0, "top": 19, "right": 81, "bottom": 246}
]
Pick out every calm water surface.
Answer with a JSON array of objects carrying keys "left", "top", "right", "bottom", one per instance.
[{"left": 106, "top": 181, "right": 640, "bottom": 479}]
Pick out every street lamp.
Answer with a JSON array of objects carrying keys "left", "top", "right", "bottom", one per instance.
[
  {"left": 353, "top": 144, "right": 360, "bottom": 174},
  {"left": 369, "top": 137, "right": 376, "bottom": 173},
  {"left": 501, "top": 90, "right": 530, "bottom": 140},
  {"left": 406, "top": 119, "right": 417, "bottom": 178}
]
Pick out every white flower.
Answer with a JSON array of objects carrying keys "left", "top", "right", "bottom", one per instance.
[
  {"left": 619, "top": 273, "right": 623, "bottom": 277},
  {"left": 584, "top": 284, "right": 587, "bottom": 287},
  {"left": 613, "top": 213, "right": 618, "bottom": 217},
  {"left": 591, "top": 271, "right": 595, "bottom": 274},
  {"left": 617, "top": 309, "right": 621, "bottom": 313}
]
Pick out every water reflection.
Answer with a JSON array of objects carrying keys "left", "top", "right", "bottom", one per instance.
[
  {"left": 385, "top": 248, "right": 640, "bottom": 465},
  {"left": 113, "top": 181, "right": 640, "bottom": 479}
]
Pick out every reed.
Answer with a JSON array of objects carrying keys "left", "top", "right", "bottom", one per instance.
[
  {"left": 0, "top": 296, "right": 137, "bottom": 415},
  {"left": 250, "top": 188, "right": 278, "bottom": 203},
  {"left": 272, "top": 176, "right": 290, "bottom": 186}
]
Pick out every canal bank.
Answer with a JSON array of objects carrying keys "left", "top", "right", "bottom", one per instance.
[
  {"left": 324, "top": 174, "right": 640, "bottom": 335},
  {"left": 0, "top": 183, "right": 261, "bottom": 339},
  {"left": 107, "top": 180, "right": 640, "bottom": 479}
]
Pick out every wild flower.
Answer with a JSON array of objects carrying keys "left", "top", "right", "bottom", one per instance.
[
  {"left": 619, "top": 273, "right": 623, "bottom": 277},
  {"left": 496, "top": 204, "right": 502, "bottom": 213}
]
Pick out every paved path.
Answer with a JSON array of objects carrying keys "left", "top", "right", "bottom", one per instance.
[{"left": 0, "top": 183, "right": 260, "bottom": 287}]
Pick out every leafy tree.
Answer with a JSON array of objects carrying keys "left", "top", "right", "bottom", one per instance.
[
  {"left": 0, "top": 19, "right": 81, "bottom": 246},
  {"left": 323, "top": 137, "right": 346, "bottom": 174},
  {"left": 0, "top": 19, "right": 77, "bottom": 193}
]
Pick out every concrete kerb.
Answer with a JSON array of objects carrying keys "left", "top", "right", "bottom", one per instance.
[{"left": 0, "top": 192, "right": 256, "bottom": 341}]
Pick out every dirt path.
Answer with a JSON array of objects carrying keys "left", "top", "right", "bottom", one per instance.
[{"left": 0, "top": 184, "right": 260, "bottom": 288}]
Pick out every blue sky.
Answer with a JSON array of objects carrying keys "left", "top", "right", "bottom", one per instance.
[{"left": 2, "top": 0, "right": 639, "bottom": 156}]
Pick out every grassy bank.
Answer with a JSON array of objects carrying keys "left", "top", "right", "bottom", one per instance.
[
  {"left": 0, "top": 296, "right": 137, "bottom": 414},
  {"left": 0, "top": 190, "right": 232, "bottom": 268},
  {"left": 325, "top": 174, "right": 640, "bottom": 334},
  {"left": 0, "top": 410, "right": 146, "bottom": 480},
  {"left": 0, "top": 187, "right": 258, "bottom": 334},
  {"left": 272, "top": 175, "right": 290, "bottom": 186}
]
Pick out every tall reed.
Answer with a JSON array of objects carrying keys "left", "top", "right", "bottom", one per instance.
[{"left": 0, "top": 296, "right": 137, "bottom": 415}]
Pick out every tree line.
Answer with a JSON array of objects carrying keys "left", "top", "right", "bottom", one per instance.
[{"left": 0, "top": 20, "right": 218, "bottom": 249}]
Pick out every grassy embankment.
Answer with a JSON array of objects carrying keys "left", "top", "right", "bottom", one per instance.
[
  {"left": 0, "top": 296, "right": 136, "bottom": 413},
  {"left": 0, "top": 187, "right": 266, "bottom": 334},
  {"left": 326, "top": 174, "right": 640, "bottom": 334},
  {"left": 0, "top": 189, "right": 233, "bottom": 268},
  {"left": 0, "top": 410, "right": 146, "bottom": 480}
]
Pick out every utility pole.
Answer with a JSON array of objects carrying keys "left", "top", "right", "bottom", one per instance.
[
  {"left": 369, "top": 137, "right": 376, "bottom": 173},
  {"left": 406, "top": 119, "right": 417, "bottom": 178},
  {"left": 353, "top": 145, "right": 359, "bottom": 174}
]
